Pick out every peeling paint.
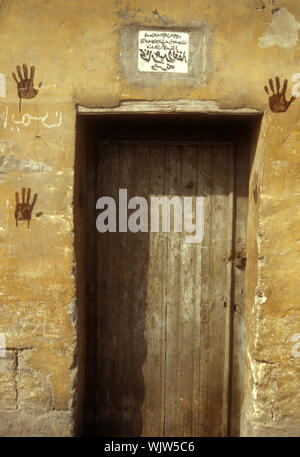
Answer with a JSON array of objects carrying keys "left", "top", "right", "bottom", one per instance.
[
  {"left": 0, "top": 73, "right": 6, "bottom": 97},
  {"left": 0, "top": 154, "right": 53, "bottom": 183},
  {"left": 271, "top": 160, "right": 288, "bottom": 169},
  {"left": 0, "top": 333, "right": 6, "bottom": 358},
  {"left": 259, "top": 7, "right": 300, "bottom": 49}
]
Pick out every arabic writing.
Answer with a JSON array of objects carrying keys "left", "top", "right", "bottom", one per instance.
[
  {"left": 138, "top": 30, "right": 189, "bottom": 73},
  {"left": 0, "top": 106, "right": 62, "bottom": 132}
]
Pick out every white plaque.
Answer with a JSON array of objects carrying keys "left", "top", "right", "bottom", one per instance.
[{"left": 138, "top": 30, "right": 189, "bottom": 73}]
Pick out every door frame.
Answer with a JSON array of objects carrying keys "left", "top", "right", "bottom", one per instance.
[{"left": 74, "top": 100, "right": 263, "bottom": 436}]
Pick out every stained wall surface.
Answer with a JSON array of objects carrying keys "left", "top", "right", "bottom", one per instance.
[{"left": 0, "top": 0, "right": 299, "bottom": 436}]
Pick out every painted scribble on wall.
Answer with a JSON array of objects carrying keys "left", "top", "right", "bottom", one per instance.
[
  {"left": 14, "top": 187, "right": 38, "bottom": 228},
  {"left": 12, "top": 64, "right": 41, "bottom": 112},
  {"left": 264, "top": 77, "right": 296, "bottom": 112},
  {"left": 11, "top": 111, "right": 62, "bottom": 129},
  {"left": 0, "top": 106, "right": 62, "bottom": 132}
]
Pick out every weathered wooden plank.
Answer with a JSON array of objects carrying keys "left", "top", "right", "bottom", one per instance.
[
  {"left": 198, "top": 145, "right": 231, "bottom": 436},
  {"left": 230, "top": 141, "right": 249, "bottom": 436},
  {"left": 178, "top": 146, "right": 199, "bottom": 437},
  {"left": 142, "top": 145, "right": 168, "bottom": 436},
  {"left": 197, "top": 146, "right": 213, "bottom": 436},
  {"left": 222, "top": 146, "right": 234, "bottom": 437},
  {"left": 117, "top": 144, "right": 137, "bottom": 437},
  {"left": 164, "top": 145, "right": 184, "bottom": 436},
  {"left": 129, "top": 145, "right": 149, "bottom": 436},
  {"left": 191, "top": 146, "right": 209, "bottom": 436},
  {"left": 97, "top": 143, "right": 121, "bottom": 435}
]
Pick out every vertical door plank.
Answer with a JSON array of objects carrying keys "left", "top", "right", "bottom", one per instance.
[
  {"left": 97, "top": 143, "right": 121, "bottom": 435},
  {"left": 129, "top": 145, "right": 149, "bottom": 436},
  {"left": 222, "top": 146, "right": 234, "bottom": 437},
  {"left": 142, "top": 145, "right": 167, "bottom": 436},
  {"left": 230, "top": 142, "right": 248, "bottom": 436},
  {"left": 191, "top": 146, "right": 208, "bottom": 436},
  {"left": 203, "top": 146, "right": 231, "bottom": 436},
  {"left": 178, "top": 146, "right": 199, "bottom": 437},
  {"left": 164, "top": 145, "right": 183, "bottom": 436},
  {"left": 111, "top": 144, "right": 132, "bottom": 436}
]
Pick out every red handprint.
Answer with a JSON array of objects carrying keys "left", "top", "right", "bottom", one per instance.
[
  {"left": 14, "top": 188, "right": 38, "bottom": 228},
  {"left": 12, "top": 64, "right": 41, "bottom": 112},
  {"left": 264, "top": 77, "right": 296, "bottom": 113}
]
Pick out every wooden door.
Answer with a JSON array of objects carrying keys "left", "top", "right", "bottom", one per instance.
[{"left": 96, "top": 141, "right": 235, "bottom": 437}]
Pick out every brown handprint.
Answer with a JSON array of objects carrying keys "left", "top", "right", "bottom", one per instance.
[
  {"left": 264, "top": 77, "right": 296, "bottom": 113},
  {"left": 14, "top": 187, "right": 38, "bottom": 228},
  {"left": 12, "top": 64, "right": 41, "bottom": 112}
]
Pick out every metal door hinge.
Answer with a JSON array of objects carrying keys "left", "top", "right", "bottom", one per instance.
[
  {"left": 223, "top": 301, "right": 238, "bottom": 312},
  {"left": 228, "top": 250, "right": 247, "bottom": 268}
]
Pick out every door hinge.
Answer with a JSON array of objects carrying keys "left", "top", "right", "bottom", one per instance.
[
  {"left": 228, "top": 250, "right": 247, "bottom": 268},
  {"left": 223, "top": 301, "right": 238, "bottom": 312}
]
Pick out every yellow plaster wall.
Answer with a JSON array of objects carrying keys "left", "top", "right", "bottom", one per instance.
[{"left": 0, "top": 0, "right": 299, "bottom": 436}]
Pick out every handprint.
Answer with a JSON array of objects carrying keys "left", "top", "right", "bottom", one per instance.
[
  {"left": 264, "top": 77, "right": 296, "bottom": 113},
  {"left": 14, "top": 187, "right": 38, "bottom": 228},
  {"left": 12, "top": 64, "right": 41, "bottom": 112}
]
